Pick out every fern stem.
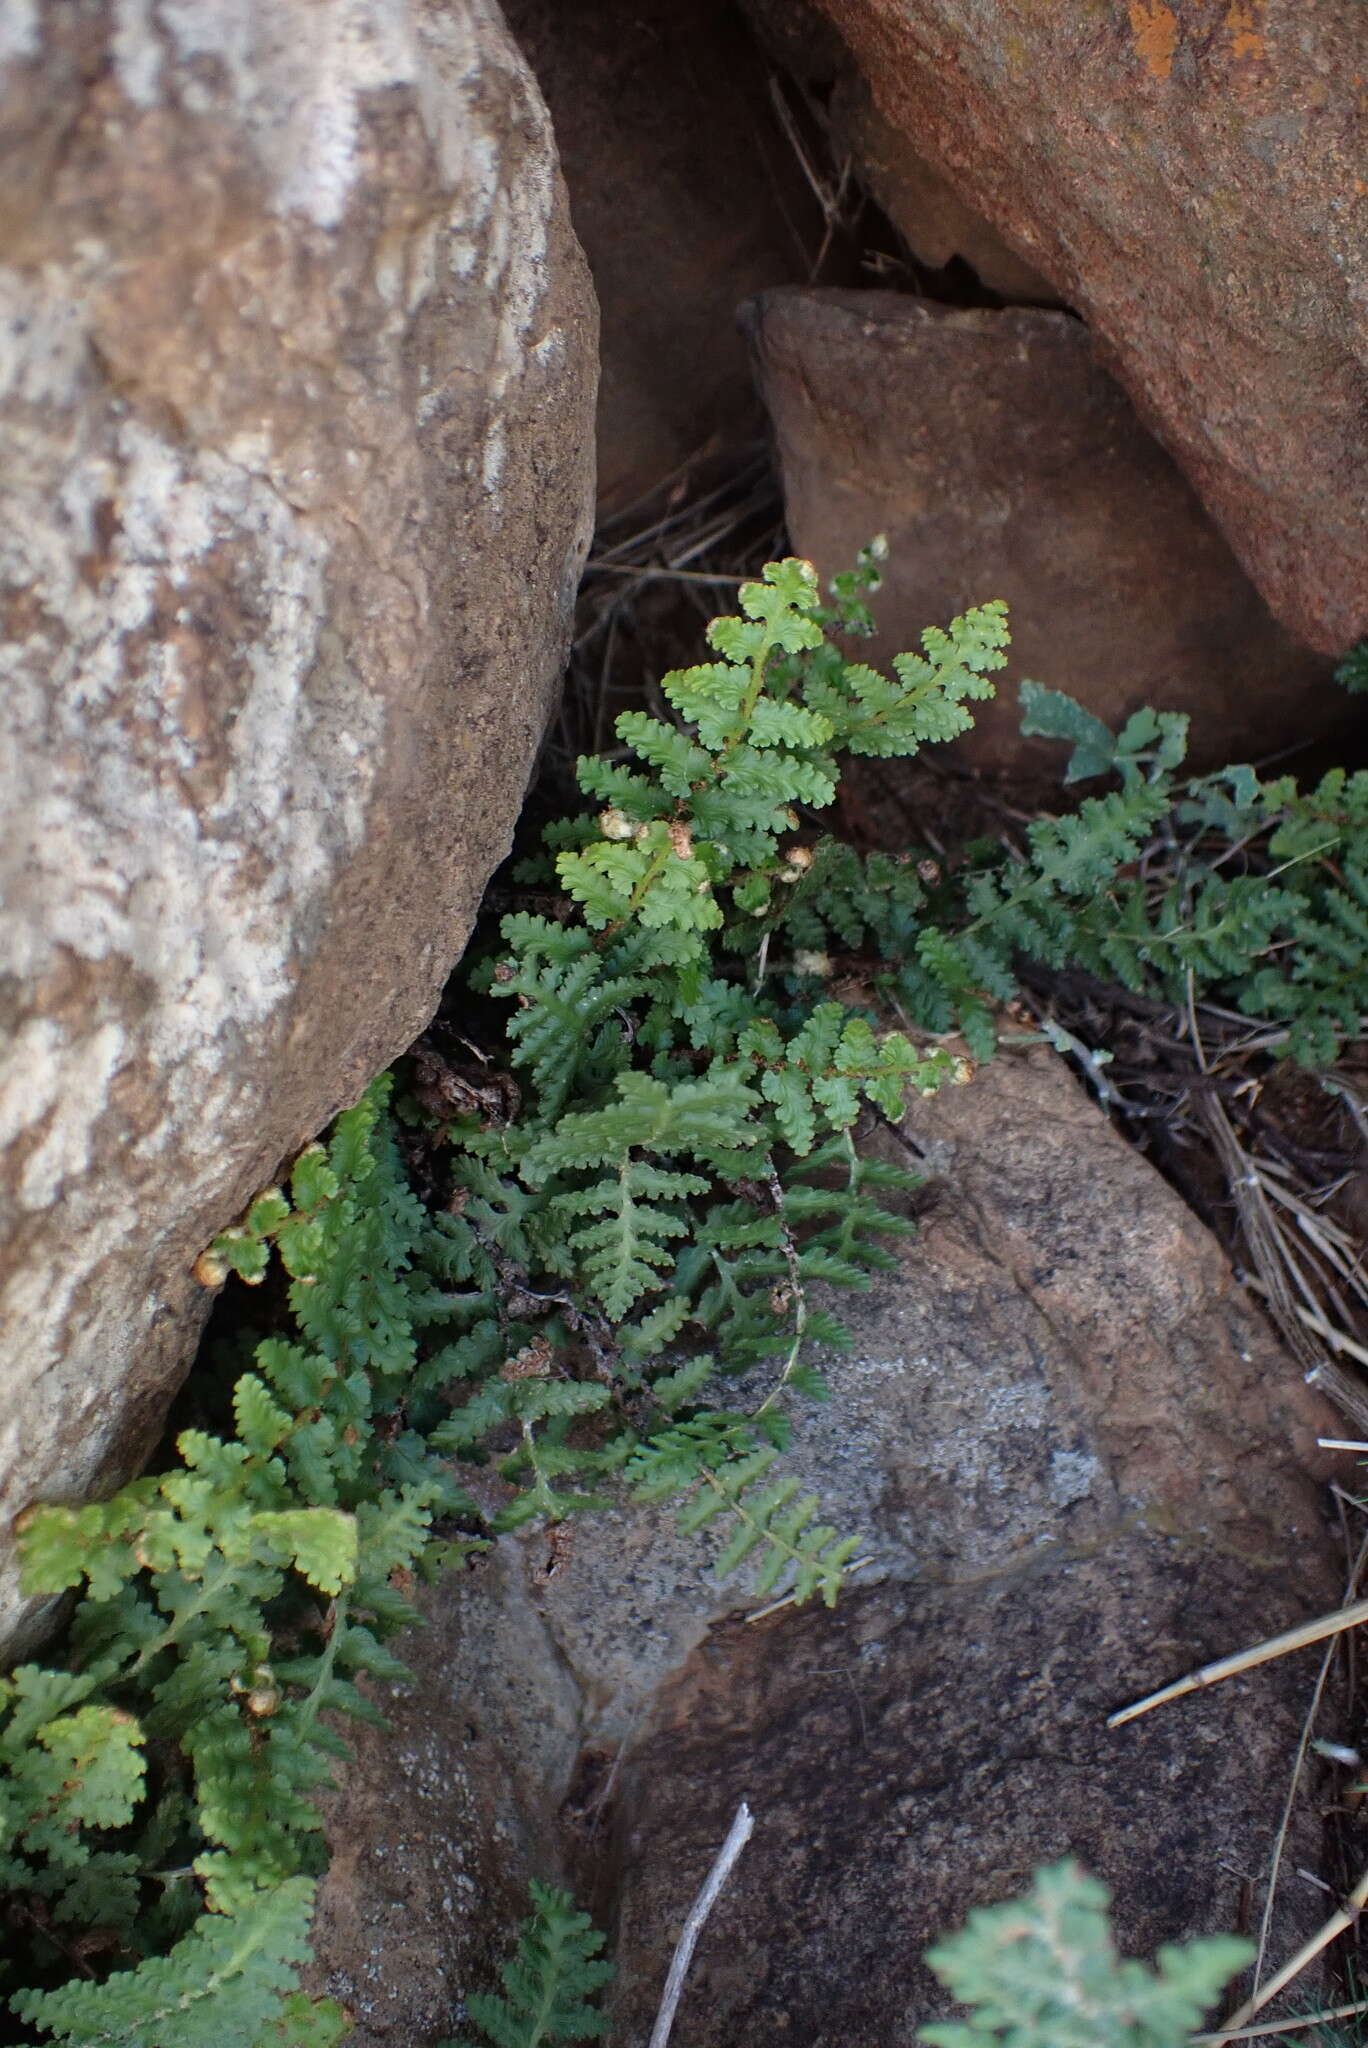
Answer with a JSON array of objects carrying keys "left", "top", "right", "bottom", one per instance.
[
  {"left": 291, "top": 1593, "right": 349, "bottom": 1743},
  {"left": 750, "top": 1159, "right": 807, "bottom": 1421}
]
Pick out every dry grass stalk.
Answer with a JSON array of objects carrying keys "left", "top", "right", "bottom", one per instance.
[
  {"left": 1248, "top": 1528, "right": 1368, "bottom": 1991},
  {"left": 1108, "top": 1596, "right": 1368, "bottom": 1728},
  {"left": 1194, "top": 1995, "right": 1368, "bottom": 2041},
  {"left": 1217, "top": 1864, "right": 1368, "bottom": 2034}
]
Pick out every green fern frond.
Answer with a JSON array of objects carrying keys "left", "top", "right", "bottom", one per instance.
[
  {"left": 11, "top": 1878, "right": 329, "bottom": 2048},
  {"left": 676, "top": 1448, "right": 861, "bottom": 1606},
  {"left": 447, "top": 1882, "right": 612, "bottom": 2048}
]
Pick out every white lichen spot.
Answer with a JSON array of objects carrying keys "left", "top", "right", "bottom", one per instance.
[
  {"left": 0, "top": 266, "right": 91, "bottom": 408},
  {"left": 531, "top": 327, "right": 565, "bottom": 370},
  {"left": 480, "top": 417, "right": 506, "bottom": 494},
  {"left": 0, "top": 1019, "right": 62, "bottom": 1150},
  {"left": 112, "top": 0, "right": 163, "bottom": 107},
  {"left": 149, "top": 0, "right": 422, "bottom": 228},
  {"left": 0, "top": 405, "right": 380, "bottom": 1140},
  {"left": 19, "top": 1024, "right": 126, "bottom": 1210},
  {"left": 1047, "top": 1448, "right": 1101, "bottom": 1506},
  {"left": 0, "top": 0, "right": 39, "bottom": 65}
]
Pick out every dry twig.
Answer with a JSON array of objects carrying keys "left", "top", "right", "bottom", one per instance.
[{"left": 648, "top": 1801, "right": 756, "bottom": 2048}]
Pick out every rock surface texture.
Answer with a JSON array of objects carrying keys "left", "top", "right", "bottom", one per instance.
[
  {"left": 310, "top": 1049, "right": 1344, "bottom": 2043},
  {"left": 0, "top": 0, "right": 596, "bottom": 1654},
  {"left": 502, "top": 0, "right": 832, "bottom": 515},
  {"left": 798, "top": 0, "right": 1368, "bottom": 655},
  {"left": 746, "top": 288, "right": 1342, "bottom": 777}
]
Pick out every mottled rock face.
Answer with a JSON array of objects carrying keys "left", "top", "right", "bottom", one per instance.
[
  {"left": 801, "top": 0, "right": 1368, "bottom": 655},
  {"left": 746, "top": 288, "right": 1343, "bottom": 778},
  {"left": 309, "top": 1049, "right": 1345, "bottom": 2044},
  {"left": 597, "top": 1051, "right": 1344, "bottom": 2044},
  {"left": 0, "top": 0, "right": 596, "bottom": 1653}
]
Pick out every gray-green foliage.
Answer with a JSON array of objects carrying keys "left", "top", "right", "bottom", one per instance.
[
  {"left": 783, "top": 672, "right": 1368, "bottom": 1067},
  {"left": 919, "top": 1860, "right": 1252, "bottom": 2048},
  {"left": 1336, "top": 641, "right": 1368, "bottom": 695}
]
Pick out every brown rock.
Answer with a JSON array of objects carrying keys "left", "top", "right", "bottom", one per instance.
[
  {"left": 0, "top": 1, "right": 596, "bottom": 1655},
  {"left": 802, "top": 0, "right": 1368, "bottom": 656},
  {"left": 307, "top": 1048, "right": 1346, "bottom": 2042},
  {"left": 309, "top": 1551, "right": 587, "bottom": 2041},
  {"left": 832, "top": 77, "right": 1059, "bottom": 303},
  {"left": 502, "top": 0, "right": 830, "bottom": 516},
  {"left": 746, "top": 287, "right": 1344, "bottom": 778},
  {"left": 596, "top": 1048, "right": 1347, "bottom": 2043}
]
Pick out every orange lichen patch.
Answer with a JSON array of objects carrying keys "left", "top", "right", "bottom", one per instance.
[
  {"left": 1226, "top": 1, "right": 1265, "bottom": 59},
  {"left": 1128, "top": 1, "right": 1179, "bottom": 79}
]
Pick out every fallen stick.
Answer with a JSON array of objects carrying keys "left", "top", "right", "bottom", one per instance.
[
  {"left": 1194, "top": 1994, "right": 1368, "bottom": 2042},
  {"left": 1107, "top": 1596, "right": 1368, "bottom": 1728},
  {"left": 1215, "top": 1864, "right": 1368, "bottom": 2035},
  {"left": 648, "top": 1801, "right": 755, "bottom": 2048}
]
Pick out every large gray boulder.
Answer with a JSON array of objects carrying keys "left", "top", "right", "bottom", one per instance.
[{"left": 0, "top": 0, "right": 596, "bottom": 1655}]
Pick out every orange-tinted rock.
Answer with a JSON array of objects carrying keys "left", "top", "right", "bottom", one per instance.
[
  {"left": 746, "top": 287, "right": 1345, "bottom": 777},
  {"left": 0, "top": 1, "right": 595, "bottom": 1655},
  {"left": 832, "top": 78, "right": 1059, "bottom": 302},
  {"left": 803, "top": 0, "right": 1368, "bottom": 656}
]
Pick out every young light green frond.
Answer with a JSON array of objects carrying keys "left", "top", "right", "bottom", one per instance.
[
  {"left": 614, "top": 711, "right": 712, "bottom": 796},
  {"left": 660, "top": 657, "right": 748, "bottom": 739},
  {"left": 677, "top": 1452, "right": 861, "bottom": 1605},
  {"left": 521, "top": 1068, "right": 763, "bottom": 1184}
]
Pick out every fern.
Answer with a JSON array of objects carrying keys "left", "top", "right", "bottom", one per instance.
[
  {"left": 8, "top": 547, "right": 1357, "bottom": 2044},
  {"left": 446, "top": 1882, "right": 611, "bottom": 2048},
  {"left": 1336, "top": 640, "right": 1368, "bottom": 695},
  {"left": 919, "top": 1860, "right": 1251, "bottom": 2048},
  {"left": 2, "top": 1085, "right": 471, "bottom": 2039},
  {"left": 11, "top": 1877, "right": 341, "bottom": 2048},
  {"left": 778, "top": 673, "right": 1368, "bottom": 1067},
  {"left": 679, "top": 1448, "right": 863, "bottom": 1606}
]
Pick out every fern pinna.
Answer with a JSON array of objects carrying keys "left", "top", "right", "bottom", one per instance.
[{"left": 445, "top": 1881, "right": 611, "bottom": 2048}]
